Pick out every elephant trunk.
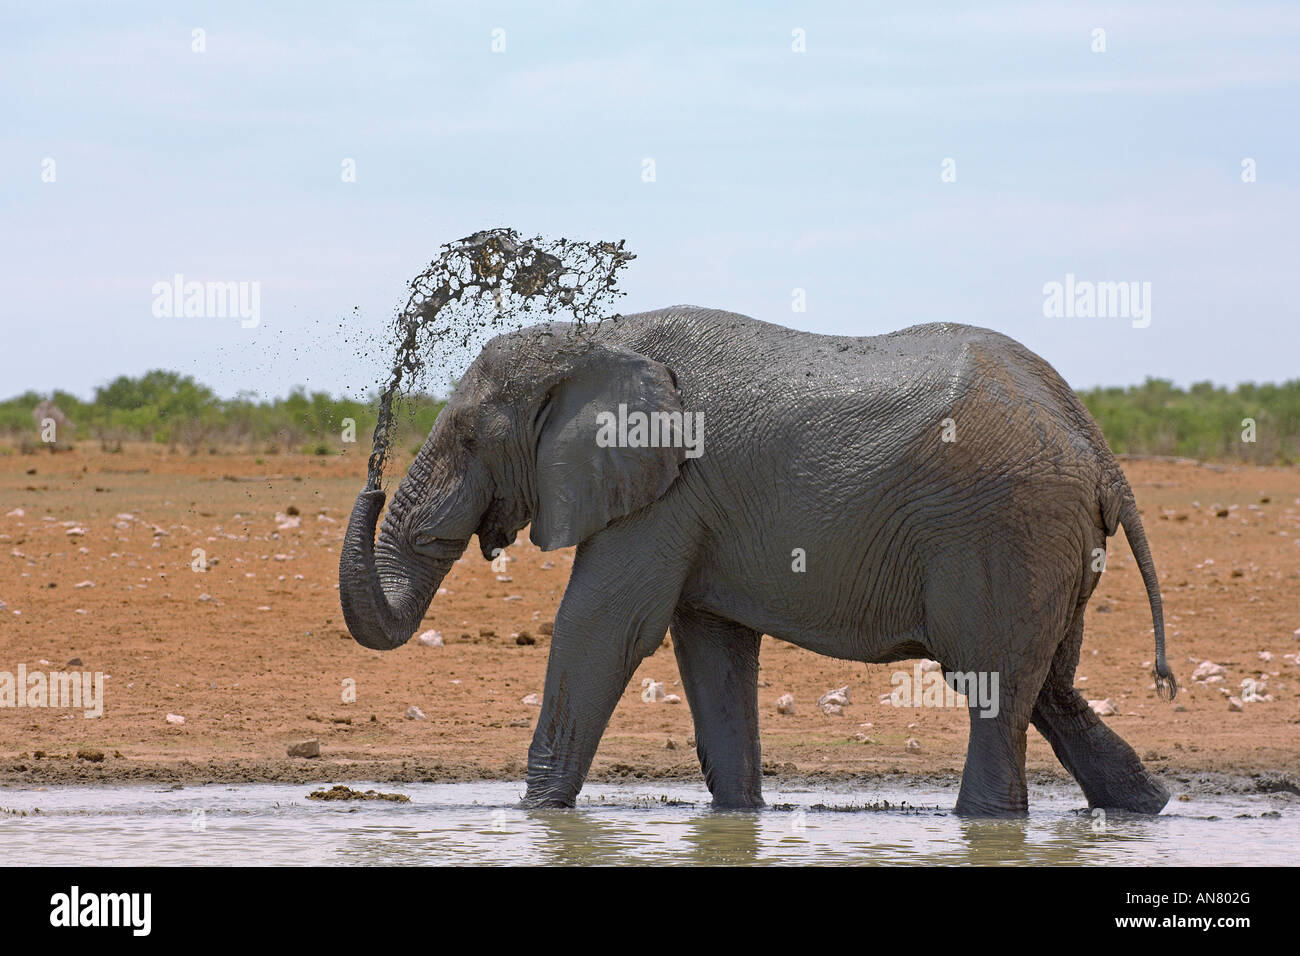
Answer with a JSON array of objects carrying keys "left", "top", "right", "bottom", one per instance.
[{"left": 338, "top": 487, "right": 463, "bottom": 651}]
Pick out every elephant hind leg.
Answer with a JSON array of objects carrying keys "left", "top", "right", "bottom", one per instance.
[
  {"left": 954, "top": 687, "right": 1042, "bottom": 817},
  {"left": 670, "top": 607, "right": 764, "bottom": 810},
  {"left": 1030, "top": 605, "right": 1169, "bottom": 814},
  {"left": 925, "top": 549, "right": 1067, "bottom": 817}
]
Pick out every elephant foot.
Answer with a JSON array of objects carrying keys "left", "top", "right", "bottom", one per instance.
[
  {"left": 1084, "top": 771, "right": 1170, "bottom": 815},
  {"left": 710, "top": 793, "right": 766, "bottom": 811},
  {"left": 1033, "top": 704, "right": 1171, "bottom": 815},
  {"left": 519, "top": 789, "right": 576, "bottom": 810},
  {"left": 952, "top": 794, "right": 1030, "bottom": 818}
]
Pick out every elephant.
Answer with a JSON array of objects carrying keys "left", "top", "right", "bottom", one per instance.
[{"left": 339, "top": 306, "right": 1176, "bottom": 817}]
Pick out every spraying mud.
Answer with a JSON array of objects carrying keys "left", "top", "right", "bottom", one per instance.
[{"left": 365, "top": 229, "right": 635, "bottom": 490}]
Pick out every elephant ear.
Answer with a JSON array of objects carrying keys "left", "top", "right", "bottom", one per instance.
[{"left": 530, "top": 345, "right": 686, "bottom": 551}]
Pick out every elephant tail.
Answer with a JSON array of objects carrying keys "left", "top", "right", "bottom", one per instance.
[{"left": 1107, "top": 485, "right": 1177, "bottom": 701}]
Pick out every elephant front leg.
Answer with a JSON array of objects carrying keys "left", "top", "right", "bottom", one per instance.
[
  {"left": 521, "top": 538, "right": 686, "bottom": 809},
  {"left": 671, "top": 607, "right": 764, "bottom": 809}
]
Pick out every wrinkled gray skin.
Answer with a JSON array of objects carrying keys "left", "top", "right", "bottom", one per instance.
[{"left": 340, "top": 307, "right": 1176, "bottom": 817}]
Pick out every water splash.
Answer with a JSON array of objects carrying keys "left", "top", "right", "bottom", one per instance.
[{"left": 365, "top": 229, "right": 635, "bottom": 489}]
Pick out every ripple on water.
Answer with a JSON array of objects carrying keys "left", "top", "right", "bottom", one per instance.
[{"left": 0, "top": 781, "right": 1293, "bottom": 866}]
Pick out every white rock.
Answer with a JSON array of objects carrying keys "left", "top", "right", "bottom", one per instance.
[
  {"left": 640, "top": 679, "right": 666, "bottom": 702},
  {"left": 775, "top": 693, "right": 796, "bottom": 715},
  {"left": 416, "top": 629, "right": 444, "bottom": 647},
  {"left": 1191, "top": 660, "right": 1226, "bottom": 681},
  {"left": 405, "top": 705, "right": 428, "bottom": 721},
  {"left": 1259, "top": 651, "right": 1274, "bottom": 662},
  {"left": 817, "top": 685, "right": 851, "bottom": 707},
  {"left": 919, "top": 659, "right": 942, "bottom": 673},
  {"left": 664, "top": 694, "right": 682, "bottom": 704},
  {"left": 1227, "top": 697, "right": 1244, "bottom": 712},
  {"left": 166, "top": 713, "right": 186, "bottom": 725},
  {"left": 6, "top": 508, "right": 24, "bottom": 517},
  {"left": 65, "top": 527, "right": 86, "bottom": 536},
  {"left": 905, "top": 737, "right": 921, "bottom": 753},
  {"left": 73, "top": 580, "right": 94, "bottom": 589},
  {"left": 1088, "top": 698, "right": 1118, "bottom": 716},
  {"left": 521, "top": 693, "right": 542, "bottom": 707},
  {"left": 821, "top": 702, "right": 845, "bottom": 716}
]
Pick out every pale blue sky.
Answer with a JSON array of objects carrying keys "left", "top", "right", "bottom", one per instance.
[{"left": 3, "top": 1, "right": 1298, "bottom": 400}]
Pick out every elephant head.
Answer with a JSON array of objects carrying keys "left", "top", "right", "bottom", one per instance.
[{"left": 339, "top": 324, "right": 688, "bottom": 651}]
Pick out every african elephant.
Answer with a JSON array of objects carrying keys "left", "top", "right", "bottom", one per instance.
[{"left": 339, "top": 307, "right": 1176, "bottom": 816}]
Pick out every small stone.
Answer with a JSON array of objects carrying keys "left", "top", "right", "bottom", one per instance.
[
  {"left": 73, "top": 580, "right": 94, "bottom": 589},
  {"left": 905, "top": 738, "right": 921, "bottom": 753},
  {"left": 507, "top": 718, "right": 530, "bottom": 728},
  {"left": 1227, "top": 697, "right": 1244, "bottom": 712},
  {"left": 817, "top": 685, "right": 851, "bottom": 707},
  {"left": 521, "top": 693, "right": 542, "bottom": 707},
  {"left": 66, "top": 657, "right": 83, "bottom": 667},
  {"left": 640, "top": 679, "right": 666, "bottom": 702},
  {"left": 775, "top": 693, "right": 796, "bottom": 715},
  {"left": 1259, "top": 651, "right": 1274, "bottom": 662},
  {"left": 287, "top": 739, "right": 321, "bottom": 758},
  {"left": 6, "top": 508, "right": 24, "bottom": 517},
  {"left": 853, "top": 733, "right": 874, "bottom": 744},
  {"left": 664, "top": 694, "right": 682, "bottom": 704},
  {"left": 918, "top": 659, "right": 942, "bottom": 673},
  {"left": 665, "top": 737, "right": 678, "bottom": 750},
  {"left": 479, "top": 628, "right": 496, "bottom": 638},
  {"left": 1088, "top": 698, "right": 1118, "bottom": 716},
  {"left": 538, "top": 621, "right": 554, "bottom": 636},
  {"left": 416, "top": 629, "right": 443, "bottom": 647},
  {"left": 515, "top": 631, "right": 535, "bottom": 645},
  {"left": 1191, "top": 660, "right": 1226, "bottom": 681},
  {"left": 76, "top": 747, "right": 105, "bottom": 762},
  {"left": 821, "top": 702, "right": 844, "bottom": 716},
  {"left": 404, "top": 705, "right": 428, "bottom": 720},
  {"left": 165, "top": 713, "right": 186, "bottom": 725}
]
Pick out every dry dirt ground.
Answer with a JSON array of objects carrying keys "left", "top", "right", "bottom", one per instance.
[{"left": 1, "top": 446, "right": 1297, "bottom": 794}]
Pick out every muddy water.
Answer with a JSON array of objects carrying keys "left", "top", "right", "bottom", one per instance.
[
  {"left": 2, "top": 781, "right": 1293, "bottom": 866},
  {"left": 365, "top": 229, "right": 634, "bottom": 489}
]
